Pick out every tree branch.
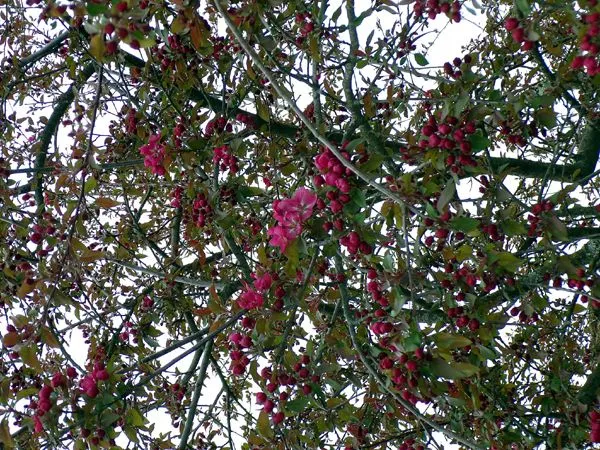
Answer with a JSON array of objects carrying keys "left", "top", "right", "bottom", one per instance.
[
  {"left": 32, "top": 62, "right": 96, "bottom": 211},
  {"left": 18, "top": 31, "right": 70, "bottom": 69},
  {"left": 178, "top": 339, "right": 213, "bottom": 450}
]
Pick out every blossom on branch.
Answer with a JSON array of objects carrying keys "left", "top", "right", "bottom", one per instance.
[{"left": 268, "top": 187, "right": 317, "bottom": 252}]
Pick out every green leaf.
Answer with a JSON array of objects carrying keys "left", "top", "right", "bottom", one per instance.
[
  {"left": 454, "top": 93, "right": 470, "bottom": 117},
  {"left": 353, "top": 8, "right": 373, "bottom": 26},
  {"left": 356, "top": 59, "right": 368, "bottom": 69},
  {"left": 430, "top": 358, "right": 479, "bottom": 379},
  {"left": 456, "top": 244, "right": 473, "bottom": 262},
  {"left": 476, "top": 344, "right": 497, "bottom": 360},
  {"left": 382, "top": 251, "right": 394, "bottom": 272},
  {"left": 20, "top": 345, "right": 41, "bottom": 372},
  {"left": 257, "top": 411, "right": 274, "bottom": 439},
  {"left": 345, "top": 137, "right": 366, "bottom": 151},
  {"left": 359, "top": 153, "right": 385, "bottom": 172},
  {"left": 126, "top": 408, "right": 146, "bottom": 427},
  {"left": 403, "top": 330, "right": 422, "bottom": 352},
  {"left": 16, "top": 387, "right": 38, "bottom": 400},
  {"left": 433, "top": 332, "right": 472, "bottom": 350},
  {"left": 350, "top": 188, "right": 367, "bottom": 209},
  {"left": 256, "top": 98, "right": 270, "bottom": 122},
  {"left": 142, "top": 334, "right": 159, "bottom": 348},
  {"left": 84, "top": 177, "right": 98, "bottom": 194},
  {"left": 123, "top": 425, "right": 139, "bottom": 443},
  {"left": 530, "top": 95, "right": 555, "bottom": 108},
  {"left": 87, "top": 2, "right": 107, "bottom": 15},
  {"left": 501, "top": 219, "right": 526, "bottom": 236},
  {"left": 426, "top": 202, "right": 439, "bottom": 218},
  {"left": 547, "top": 216, "right": 568, "bottom": 240},
  {"left": 40, "top": 326, "right": 60, "bottom": 348},
  {"left": 496, "top": 252, "right": 522, "bottom": 273},
  {"left": 101, "top": 411, "right": 121, "bottom": 428},
  {"left": 285, "top": 396, "right": 310, "bottom": 413},
  {"left": 414, "top": 53, "right": 429, "bottom": 66},
  {"left": 0, "top": 419, "right": 14, "bottom": 448},
  {"left": 331, "top": 4, "right": 342, "bottom": 22},
  {"left": 468, "top": 131, "right": 490, "bottom": 151},
  {"left": 515, "top": 0, "right": 531, "bottom": 16},
  {"left": 535, "top": 108, "right": 557, "bottom": 129},
  {"left": 437, "top": 180, "right": 455, "bottom": 212},
  {"left": 89, "top": 34, "right": 105, "bottom": 61},
  {"left": 449, "top": 216, "right": 479, "bottom": 232},
  {"left": 284, "top": 242, "right": 299, "bottom": 277},
  {"left": 390, "top": 287, "right": 407, "bottom": 317}
]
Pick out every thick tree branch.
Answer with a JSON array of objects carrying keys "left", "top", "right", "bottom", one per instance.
[
  {"left": 32, "top": 62, "right": 96, "bottom": 210},
  {"left": 117, "top": 46, "right": 600, "bottom": 184},
  {"left": 18, "top": 31, "right": 70, "bottom": 69}
]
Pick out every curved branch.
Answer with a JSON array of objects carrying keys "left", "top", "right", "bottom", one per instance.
[
  {"left": 18, "top": 31, "right": 70, "bottom": 69},
  {"left": 32, "top": 62, "right": 96, "bottom": 210},
  {"left": 213, "top": 0, "right": 420, "bottom": 215}
]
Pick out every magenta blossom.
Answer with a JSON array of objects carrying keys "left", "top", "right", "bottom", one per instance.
[
  {"left": 139, "top": 133, "right": 166, "bottom": 176},
  {"left": 268, "top": 224, "right": 296, "bottom": 253},
  {"left": 253, "top": 272, "right": 273, "bottom": 291},
  {"left": 268, "top": 187, "right": 317, "bottom": 253},
  {"left": 237, "top": 289, "right": 264, "bottom": 310}
]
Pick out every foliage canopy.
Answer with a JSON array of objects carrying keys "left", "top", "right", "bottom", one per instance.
[{"left": 1, "top": 0, "right": 600, "bottom": 449}]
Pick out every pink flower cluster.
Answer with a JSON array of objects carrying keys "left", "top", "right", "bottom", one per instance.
[
  {"left": 79, "top": 362, "right": 109, "bottom": 398},
  {"left": 213, "top": 145, "right": 239, "bottom": 174},
  {"left": 236, "top": 273, "right": 273, "bottom": 310},
  {"left": 204, "top": 116, "right": 229, "bottom": 136},
  {"left": 314, "top": 148, "right": 352, "bottom": 194},
  {"left": 30, "top": 366, "right": 77, "bottom": 434},
  {"left": 237, "top": 289, "right": 264, "bottom": 310},
  {"left": 267, "top": 188, "right": 317, "bottom": 253},
  {"left": 252, "top": 272, "right": 273, "bottom": 291},
  {"left": 139, "top": 134, "right": 166, "bottom": 176},
  {"left": 571, "top": 12, "right": 600, "bottom": 75}
]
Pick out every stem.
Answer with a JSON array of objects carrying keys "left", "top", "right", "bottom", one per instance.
[
  {"left": 32, "top": 62, "right": 96, "bottom": 212},
  {"left": 178, "top": 339, "right": 213, "bottom": 450},
  {"left": 111, "top": 260, "right": 226, "bottom": 289}
]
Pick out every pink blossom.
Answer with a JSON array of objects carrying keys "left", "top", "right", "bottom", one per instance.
[
  {"left": 253, "top": 272, "right": 273, "bottom": 291},
  {"left": 139, "top": 134, "right": 166, "bottom": 176},
  {"left": 33, "top": 415, "right": 44, "bottom": 433},
  {"left": 324, "top": 172, "right": 340, "bottom": 187},
  {"left": 314, "top": 152, "right": 331, "bottom": 171},
  {"left": 273, "top": 198, "right": 303, "bottom": 226},
  {"left": 268, "top": 224, "right": 294, "bottom": 253},
  {"left": 292, "top": 187, "right": 318, "bottom": 220},
  {"left": 237, "top": 289, "right": 264, "bottom": 310},
  {"left": 268, "top": 187, "right": 317, "bottom": 253},
  {"left": 79, "top": 375, "right": 96, "bottom": 392}
]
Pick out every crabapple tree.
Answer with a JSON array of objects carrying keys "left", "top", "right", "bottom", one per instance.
[{"left": 1, "top": 0, "right": 600, "bottom": 449}]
